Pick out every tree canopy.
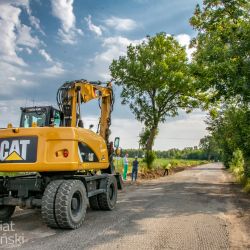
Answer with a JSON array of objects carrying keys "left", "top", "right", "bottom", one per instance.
[
  {"left": 190, "top": 0, "right": 250, "bottom": 103},
  {"left": 110, "top": 33, "right": 197, "bottom": 152}
]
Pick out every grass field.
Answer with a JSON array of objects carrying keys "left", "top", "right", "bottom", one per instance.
[{"left": 114, "top": 157, "right": 208, "bottom": 174}]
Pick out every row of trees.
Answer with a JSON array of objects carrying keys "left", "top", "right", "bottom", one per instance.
[
  {"left": 190, "top": 0, "right": 250, "bottom": 184},
  {"left": 110, "top": 0, "right": 250, "bottom": 174},
  {"left": 123, "top": 142, "right": 220, "bottom": 161}
]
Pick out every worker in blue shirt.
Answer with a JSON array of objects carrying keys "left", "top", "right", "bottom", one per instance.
[{"left": 132, "top": 157, "right": 139, "bottom": 182}]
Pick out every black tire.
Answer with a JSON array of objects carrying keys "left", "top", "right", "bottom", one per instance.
[
  {"left": 0, "top": 205, "right": 15, "bottom": 223},
  {"left": 41, "top": 180, "right": 63, "bottom": 228},
  {"left": 89, "top": 196, "right": 100, "bottom": 210},
  {"left": 98, "top": 175, "right": 117, "bottom": 211},
  {"left": 55, "top": 180, "right": 87, "bottom": 229}
]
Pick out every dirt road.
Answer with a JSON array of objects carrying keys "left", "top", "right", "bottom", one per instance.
[{"left": 1, "top": 163, "right": 249, "bottom": 249}]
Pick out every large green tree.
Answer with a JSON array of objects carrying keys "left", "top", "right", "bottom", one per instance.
[
  {"left": 190, "top": 0, "right": 250, "bottom": 103},
  {"left": 110, "top": 33, "right": 197, "bottom": 153}
]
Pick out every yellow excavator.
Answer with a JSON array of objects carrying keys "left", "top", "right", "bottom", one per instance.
[{"left": 0, "top": 79, "right": 122, "bottom": 229}]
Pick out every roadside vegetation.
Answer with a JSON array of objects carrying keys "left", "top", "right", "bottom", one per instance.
[
  {"left": 115, "top": 157, "right": 208, "bottom": 179},
  {"left": 229, "top": 149, "right": 250, "bottom": 192},
  {"left": 189, "top": 0, "right": 250, "bottom": 192}
]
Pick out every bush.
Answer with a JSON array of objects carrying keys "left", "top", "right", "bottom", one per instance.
[
  {"left": 244, "top": 158, "right": 250, "bottom": 178},
  {"left": 243, "top": 178, "right": 250, "bottom": 192},
  {"left": 229, "top": 149, "right": 244, "bottom": 181}
]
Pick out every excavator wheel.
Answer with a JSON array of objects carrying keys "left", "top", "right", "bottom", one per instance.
[
  {"left": 0, "top": 205, "right": 15, "bottom": 223},
  {"left": 54, "top": 180, "right": 87, "bottom": 229},
  {"left": 89, "top": 196, "right": 100, "bottom": 210},
  {"left": 98, "top": 175, "right": 118, "bottom": 211},
  {"left": 41, "top": 180, "right": 63, "bottom": 228}
]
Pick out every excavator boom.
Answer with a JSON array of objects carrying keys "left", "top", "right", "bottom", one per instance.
[{"left": 57, "top": 80, "right": 114, "bottom": 144}]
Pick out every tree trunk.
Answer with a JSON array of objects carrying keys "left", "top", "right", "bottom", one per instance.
[{"left": 146, "top": 126, "right": 158, "bottom": 151}]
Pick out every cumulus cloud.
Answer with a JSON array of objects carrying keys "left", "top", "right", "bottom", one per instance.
[
  {"left": 42, "top": 62, "right": 65, "bottom": 77},
  {"left": 175, "top": 34, "right": 195, "bottom": 61},
  {"left": 0, "top": 1, "right": 57, "bottom": 97},
  {"left": 0, "top": 0, "right": 29, "bottom": 6},
  {"left": 17, "top": 24, "right": 40, "bottom": 48},
  {"left": 0, "top": 3, "right": 26, "bottom": 66},
  {"left": 104, "top": 16, "right": 137, "bottom": 31},
  {"left": 26, "top": 4, "right": 45, "bottom": 36},
  {"left": 85, "top": 15, "right": 102, "bottom": 36},
  {"left": 0, "top": 1, "right": 44, "bottom": 67},
  {"left": 85, "top": 36, "right": 144, "bottom": 80},
  {"left": 80, "top": 111, "right": 207, "bottom": 150},
  {"left": 39, "top": 49, "right": 53, "bottom": 62},
  {"left": 8, "top": 76, "right": 16, "bottom": 81},
  {"left": 0, "top": 99, "right": 52, "bottom": 128},
  {"left": 25, "top": 48, "right": 32, "bottom": 54},
  {"left": 51, "top": 0, "right": 83, "bottom": 44}
]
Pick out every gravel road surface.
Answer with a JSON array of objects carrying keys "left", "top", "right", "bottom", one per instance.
[{"left": 1, "top": 163, "right": 249, "bottom": 250}]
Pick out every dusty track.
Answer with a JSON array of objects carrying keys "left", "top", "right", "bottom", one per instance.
[{"left": 1, "top": 163, "right": 249, "bottom": 249}]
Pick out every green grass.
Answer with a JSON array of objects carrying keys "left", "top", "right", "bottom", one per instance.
[{"left": 0, "top": 172, "right": 21, "bottom": 176}]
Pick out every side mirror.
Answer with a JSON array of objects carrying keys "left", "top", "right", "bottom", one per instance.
[
  {"left": 89, "top": 124, "right": 94, "bottom": 129},
  {"left": 114, "top": 137, "right": 120, "bottom": 148}
]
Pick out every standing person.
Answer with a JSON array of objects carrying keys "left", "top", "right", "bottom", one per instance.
[
  {"left": 123, "top": 153, "right": 129, "bottom": 180},
  {"left": 132, "top": 157, "right": 139, "bottom": 182}
]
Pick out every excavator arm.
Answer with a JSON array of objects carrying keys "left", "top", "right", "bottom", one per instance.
[{"left": 57, "top": 80, "right": 114, "bottom": 144}]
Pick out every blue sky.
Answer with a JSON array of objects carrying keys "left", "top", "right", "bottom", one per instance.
[{"left": 0, "top": 0, "right": 207, "bottom": 150}]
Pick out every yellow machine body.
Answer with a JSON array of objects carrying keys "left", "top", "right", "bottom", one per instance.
[
  {"left": 0, "top": 80, "right": 114, "bottom": 173},
  {"left": 0, "top": 127, "right": 109, "bottom": 172}
]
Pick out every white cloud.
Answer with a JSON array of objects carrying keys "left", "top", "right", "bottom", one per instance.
[
  {"left": 0, "top": 0, "right": 29, "bottom": 6},
  {"left": 39, "top": 49, "right": 53, "bottom": 62},
  {"left": 42, "top": 62, "right": 65, "bottom": 77},
  {"left": 51, "top": 0, "right": 83, "bottom": 44},
  {"left": 0, "top": 100, "right": 23, "bottom": 128},
  {"left": 0, "top": 0, "right": 59, "bottom": 96},
  {"left": 0, "top": 3, "right": 26, "bottom": 66},
  {"left": 8, "top": 76, "right": 16, "bottom": 81},
  {"left": 0, "top": 62, "right": 36, "bottom": 96},
  {"left": 0, "top": 1, "right": 43, "bottom": 67},
  {"left": 85, "top": 15, "right": 102, "bottom": 36},
  {"left": 85, "top": 36, "right": 144, "bottom": 80},
  {"left": 85, "top": 33, "right": 194, "bottom": 81},
  {"left": 0, "top": 99, "right": 52, "bottom": 128},
  {"left": 104, "top": 16, "right": 137, "bottom": 31},
  {"left": 175, "top": 34, "right": 195, "bottom": 61},
  {"left": 154, "top": 112, "right": 207, "bottom": 150},
  {"left": 118, "top": 112, "right": 207, "bottom": 150},
  {"left": 81, "top": 111, "right": 207, "bottom": 150},
  {"left": 17, "top": 24, "right": 40, "bottom": 48},
  {"left": 26, "top": 5, "right": 46, "bottom": 36},
  {"left": 25, "top": 48, "right": 32, "bottom": 54}
]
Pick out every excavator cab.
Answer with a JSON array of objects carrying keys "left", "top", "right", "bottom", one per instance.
[{"left": 20, "top": 106, "right": 63, "bottom": 127}]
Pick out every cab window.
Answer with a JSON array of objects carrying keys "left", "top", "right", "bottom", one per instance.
[{"left": 22, "top": 112, "right": 46, "bottom": 127}]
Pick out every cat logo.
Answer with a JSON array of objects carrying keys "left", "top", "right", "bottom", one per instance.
[{"left": 0, "top": 137, "right": 37, "bottom": 163}]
